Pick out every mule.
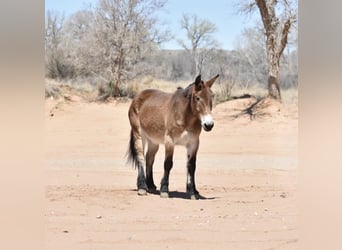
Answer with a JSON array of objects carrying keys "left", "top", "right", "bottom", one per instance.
[{"left": 127, "top": 74, "right": 219, "bottom": 200}]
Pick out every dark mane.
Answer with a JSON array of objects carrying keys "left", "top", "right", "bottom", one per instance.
[
  {"left": 176, "top": 83, "right": 194, "bottom": 98},
  {"left": 183, "top": 83, "right": 194, "bottom": 98}
]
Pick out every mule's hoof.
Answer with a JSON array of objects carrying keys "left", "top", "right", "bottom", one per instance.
[
  {"left": 160, "top": 192, "right": 169, "bottom": 198},
  {"left": 190, "top": 194, "right": 200, "bottom": 200},
  {"left": 147, "top": 188, "right": 158, "bottom": 194},
  {"left": 137, "top": 189, "right": 147, "bottom": 196}
]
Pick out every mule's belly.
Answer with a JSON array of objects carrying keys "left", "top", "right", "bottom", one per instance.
[
  {"left": 141, "top": 128, "right": 165, "bottom": 144},
  {"left": 141, "top": 127, "right": 194, "bottom": 146},
  {"left": 139, "top": 105, "right": 195, "bottom": 146}
]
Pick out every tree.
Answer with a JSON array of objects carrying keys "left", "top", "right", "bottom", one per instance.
[
  {"left": 178, "top": 14, "right": 218, "bottom": 77},
  {"left": 45, "top": 11, "right": 70, "bottom": 78},
  {"left": 235, "top": 27, "right": 268, "bottom": 89},
  {"left": 61, "top": 9, "right": 97, "bottom": 78},
  {"left": 93, "top": 0, "right": 169, "bottom": 97},
  {"left": 239, "top": 0, "right": 297, "bottom": 101}
]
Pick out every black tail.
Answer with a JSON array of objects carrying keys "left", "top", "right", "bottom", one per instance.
[{"left": 126, "top": 129, "right": 139, "bottom": 169}]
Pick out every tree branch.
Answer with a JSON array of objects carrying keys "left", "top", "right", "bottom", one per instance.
[
  {"left": 255, "top": 0, "right": 272, "bottom": 33},
  {"left": 277, "top": 17, "right": 292, "bottom": 57}
]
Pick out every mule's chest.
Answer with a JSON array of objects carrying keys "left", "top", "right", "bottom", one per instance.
[{"left": 173, "top": 130, "right": 194, "bottom": 145}]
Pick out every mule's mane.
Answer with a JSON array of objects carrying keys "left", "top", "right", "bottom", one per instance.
[
  {"left": 181, "top": 81, "right": 203, "bottom": 98},
  {"left": 183, "top": 83, "right": 193, "bottom": 98}
]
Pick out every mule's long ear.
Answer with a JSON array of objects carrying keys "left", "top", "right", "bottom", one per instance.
[
  {"left": 195, "top": 75, "right": 201, "bottom": 85},
  {"left": 194, "top": 74, "right": 202, "bottom": 91},
  {"left": 205, "top": 74, "right": 219, "bottom": 88}
]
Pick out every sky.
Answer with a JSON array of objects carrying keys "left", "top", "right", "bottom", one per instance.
[{"left": 45, "top": 0, "right": 258, "bottom": 50}]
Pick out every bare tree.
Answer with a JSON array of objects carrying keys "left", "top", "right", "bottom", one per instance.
[
  {"left": 45, "top": 11, "right": 69, "bottom": 78},
  {"left": 45, "top": 11, "right": 64, "bottom": 52},
  {"left": 235, "top": 27, "right": 267, "bottom": 89},
  {"left": 178, "top": 14, "right": 218, "bottom": 77},
  {"left": 239, "top": 0, "right": 297, "bottom": 101},
  {"left": 93, "top": 0, "right": 168, "bottom": 97},
  {"left": 62, "top": 10, "right": 97, "bottom": 78}
]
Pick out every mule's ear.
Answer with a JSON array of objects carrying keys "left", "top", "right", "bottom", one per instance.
[
  {"left": 195, "top": 74, "right": 201, "bottom": 84},
  {"left": 194, "top": 74, "right": 202, "bottom": 91},
  {"left": 205, "top": 74, "right": 219, "bottom": 88}
]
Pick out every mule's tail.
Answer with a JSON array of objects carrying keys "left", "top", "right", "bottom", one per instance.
[{"left": 126, "top": 129, "right": 139, "bottom": 169}]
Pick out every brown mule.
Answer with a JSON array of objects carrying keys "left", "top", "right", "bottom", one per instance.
[{"left": 127, "top": 74, "right": 219, "bottom": 199}]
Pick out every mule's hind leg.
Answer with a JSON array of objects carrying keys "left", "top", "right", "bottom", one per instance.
[
  {"left": 128, "top": 127, "right": 148, "bottom": 195},
  {"left": 145, "top": 140, "right": 159, "bottom": 192},
  {"left": 128, "top": 101, "right": 149, "bottom": 196},
  {"left": 137, "top": 167, "right": 148, "bottom": 195},
  {"left": 160, "top": 144, "right": 174, "bottom": 198},
  {"left": 135, "top": 134, "right": 148, "bottom": 195}
]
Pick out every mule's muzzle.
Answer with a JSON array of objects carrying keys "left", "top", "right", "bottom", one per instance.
[
  {"left": 203, "top": 122, "right": 214, "bottom": 131},
  {"left": 201, "top": 115, "right": 214, "bottom": 132}
]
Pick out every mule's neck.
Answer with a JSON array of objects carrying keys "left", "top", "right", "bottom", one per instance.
[{"left": 170, "top": 87, "right": 201, "bottom": 132}]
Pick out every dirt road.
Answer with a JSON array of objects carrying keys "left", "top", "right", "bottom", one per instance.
[{"left": 45, "top": 97, "right": 298, "bottom": 249}]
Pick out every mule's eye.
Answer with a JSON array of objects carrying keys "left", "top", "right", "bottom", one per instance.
[{"left": 195, "top": 96, "right": 200, "bottom": 102}]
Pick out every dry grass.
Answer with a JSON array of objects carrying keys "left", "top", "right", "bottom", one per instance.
[
  {"left": 281, "top": 87, "right": 298, "bottom": 104},
  {"left": 128, "top": 77, "right": 235, "bottom": 105},
  {"left": 45, "top": 77, "right": 297, "bottom": 106},
  {"left": 46, "top": 78, "right": 96, "bottom": 93},
  {"left": 45, "top": 78, "right": 98, "bottom": 100},
  {"left": 45, "top": 80, "right": 61, "bottom": 99},
  {"left": 125, "top": 76, "right": 190, "bottom": 96},
  {"left": 228, "top": 84, "right": 298, "bottom": 105}
]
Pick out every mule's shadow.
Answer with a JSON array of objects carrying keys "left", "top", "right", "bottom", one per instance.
[
  {"left": 131, "top": 189, "right": 217, "bottom": 200},
  {"left": 168, "top": 191, "right": 216, "bottom": 200}
]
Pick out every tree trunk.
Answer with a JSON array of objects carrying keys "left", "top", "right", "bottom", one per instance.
[
  {"left": 114, "top": 63, "right": 121, "bottom": 97},
  {"left": 267, "top": 42, "right": 281, "bottom": 101},
  {"left": 191, "top": 48, "right": 197, "bottom": 77},
  {"left": 111, "top": 48, "right": 124, "bottom": 97},
  {"left": 268, "top": 75, "right": 281, "bottom": 101},
  {"left": 256, "top": 0, "right": 288, "bottom": 102}
]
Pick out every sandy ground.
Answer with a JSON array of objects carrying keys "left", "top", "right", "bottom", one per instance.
[{"left": 45, "top": 95, "right": 298, "bottom": 250}]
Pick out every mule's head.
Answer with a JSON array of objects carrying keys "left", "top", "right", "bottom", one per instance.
[{"left": 190, "top": 74, "right": 219, "bottom": 132}]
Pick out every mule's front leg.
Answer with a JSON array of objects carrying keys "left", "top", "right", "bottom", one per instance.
[
  {"left": 160, "top": 144, "right": 174, "bottom": 198},
  {"left": 186, "top": 142, "right": 200, "bottom": 200}
]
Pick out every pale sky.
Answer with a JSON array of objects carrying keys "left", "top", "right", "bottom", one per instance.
[{"left": 45, "top": 0, "right": 258, "bottom": 50}]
